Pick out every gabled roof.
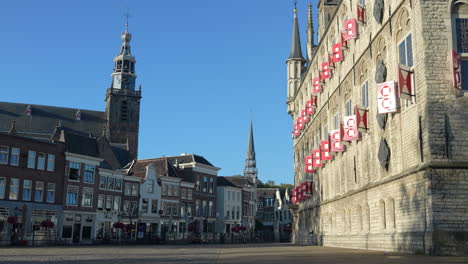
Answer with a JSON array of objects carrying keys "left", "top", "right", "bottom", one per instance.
[
  {"left": 218, "top": 176, "right": 255, "bottom": 189},
  {"left": 60, "top": 129, "right": 128, "bottom": 170},
  {"left": 0, "top": 101, "right": 105, "bottom": 139},
  {"left": 165, "top": 153, "right": 214, "bottom": 167},
  {"left": 129, "top": 158, "right": 180, "bottom": 181},
  {"left": 217, "top": 176, "right": 240, "bottom": 188}
]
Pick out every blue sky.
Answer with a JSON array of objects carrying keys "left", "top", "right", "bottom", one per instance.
[{"left": 1, "top": 0, "right": 318, "bottom": 184}]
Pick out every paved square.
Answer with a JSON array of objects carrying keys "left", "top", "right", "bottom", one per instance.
[{"left": 0, "top": 244, "right": 465, "bottom": 264}]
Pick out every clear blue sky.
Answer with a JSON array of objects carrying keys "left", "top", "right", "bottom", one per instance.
[{"left": 0, "top": 0, "right": 318, "bottom": 184}]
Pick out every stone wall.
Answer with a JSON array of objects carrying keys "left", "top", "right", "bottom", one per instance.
[{"left": 289, "top": 0, "right": 468, "bottom": 256}]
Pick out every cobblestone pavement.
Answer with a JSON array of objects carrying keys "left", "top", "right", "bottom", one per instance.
[{"left": 0, "top": 244, "right": 466, "bottom": 264}]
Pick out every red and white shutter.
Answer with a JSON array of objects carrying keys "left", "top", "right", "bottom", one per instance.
[
  {"left": 320, "top": 62, "right": 331, "bottom": 80},
  {"left": 377, "top": 81, "right": 398, "bottom": 114},
  {"left": 306, "top": 100, "right": 315, "bottom": 115},
  {"left": 301, "top": 109, "right": 309, "bottom": 123},
  {"left": 332, "top": 43, "right": 343, "bottom": 63},
  {"left": 343, "top": 18, "right": 358, "bottom": 40},
  {"left": 305, "top": 156, "right": 315, "bottom": 173},
  {"left": 330, "top": 129, "right": 345, "bottom": 152},
  {"left": 343, "top": 115, "right": 360, "bottom": 141},
  {"left": 306, "top": 181, "right": 313, "bottom": 195},
  {"left": 312, "top": 149, "right": 323, "bottom": 168},
  {"left": 293, "top": 124, "right": 301, "bottom": 136},
  {"left": 301, "top": 183, "right": 309, "bottom": 198},
  {"left": 398, "top": 64, "right": 413, "bottom": 99},
  {"left": 357, "top": 4, "right": 365, "bottom": 23},
  {"left": 355, "top": 106, "right": 368, "bottom": 131},
  {"left": 452, "top": 50, "right": 462, "bottom": 90},
  {"left": 312, "top": 77, "right": 322, "bottom": 93},
  {"left": 320, "top": 140, "right": 332, "bottom": 161}
]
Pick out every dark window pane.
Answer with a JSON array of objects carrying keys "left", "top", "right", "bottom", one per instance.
[
  {"left": 461, "top": 60, "right": 468, "bottom": 90},
  {"left": 82, "top": 226, "right": 92, "bottom": 239},
  {"left": 62, "top": 226, "right": 72, "bottom": 238},
  {"left": 406, "top": 34, "right": 413, "bottom": 67},
  {"left": 399, "top": 41, "right": 406, "bottom": 66},
  {"left": 456, "top": 18, "right": 468, "bottom": 53}
]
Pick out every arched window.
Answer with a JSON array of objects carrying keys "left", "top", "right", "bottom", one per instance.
[
  {"left": 342, "top": 209, "right": 347, "bottom": 233},
  {"left": 452, "top": 1, "right": 468, "bottom": 90},
  {"left": 389, "top": 198, "right": 396, "bottom": 229},
  {"left": 380, "top": 200, "right": 386, "bottom": 230},
  {"left": 348, "top": 209, "right": 352, "bottom": 233},
  {"left": 358, "top": 205, "right": 363, "bottom": 232},
  {"left": 365, "top": 204, "right": 370, "bottom": 233}
]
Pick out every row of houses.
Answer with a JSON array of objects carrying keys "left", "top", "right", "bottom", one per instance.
[
  {"left": 0, "top": 124, "right": 285, "bottom": 244},
  {"left": 0, "top": 25, "right": 292, "bottom": 245}
]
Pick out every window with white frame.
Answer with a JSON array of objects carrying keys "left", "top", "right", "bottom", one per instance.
[
  {"left": 37, "top": 153, "right": 46, "bottom": 170},
  {"left": 107, "top": 177, "right": 115, "bottom": 190},
  {"left": 84, "top": 165, "right": 95, "bottom": 183},
  {"left": 361, "top": 81, "right": 369, "bottom": 108},
  {"left": 10, "top": 148, "right": 20, "bottom": 166},
  {"left": 181, "top": 188, "right": 186, "bottom": 199},
  {"left": 113, "top": 196, "right": 121, "bottom": 211},
  {"left": 124, "top": 182, "right": 132, "bottom": 196},
  {"left": 0, "top": 146, "right": 8, "bottom": 165},
  {"left": 27, "top": 151, "right": 36, "bottom": 169},
  {"left": 202, "top": 200, "right": 207, "bottom": 217},
  {"left": 69, "top": 162, "right": 80, "bottom": 181},
  {"left": 203, "top": 177, "right": 207, "bottom": 192},
  {"left": 131, "top": 183, "right": 139, "bottom": 196},
  {"left": 209, "top": 201, "right": 213, "bottom": 217},
  {"left": 66, "top": 185, "right": 78, "bottom": 206},
  {"left": 105, "top": 195, "right": 113, "bottom": 210},
  {"left": 147, "top": 180, "right": 154, "bottom": 193},
  {"left": 151, "top": 199, "right": 158, "bottom": 214},
  {"left": 187, "top": 189, "right": 193, "bottom": 200},
  {"left": 0, "top": 177, "right": 5, "bottom": 199},
  {"left": 209, "top": 178, "right": 214, "bottom": 194},
  {"left": 82, "top": 188, "right": 93, "bottom": 207},
  {"left": 46, "top": 154, "right": 54, "bottom": 171},
  {"left": 399, "top": 33, "right": 416, "bottom": 103},
  {"left": 142, "top": 199, "right": 149, "bottom": 213},
  {"left": 22, "top": 180, "right": 32, "bottom": 201},
  {"left": 115, "top": 179, "right": 123, "bottom": 191},
  {"left": 34, "top": 181, "right": 44, "bottom": 202},
  {"left": 399, "top": 34, "right": 414, "bottom": 68},
  {"left": 99, "top": 176, "right": 107, "bottom": 189},
  {"left": 346, "top": 99, "right": 353, "bottom": 116},
  {"left": 97, "top": 194, "right": 104, "bottom": 210},
  {"left": 334, "top": 113, "right": 340, "bottom": 129}
]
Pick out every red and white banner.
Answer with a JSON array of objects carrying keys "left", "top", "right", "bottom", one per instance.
[
  {"left": 312, "top": 149, "right": 323, "bottom": 168},
  {"left": 320, "top": 62, "right": 331, "bottom": 80},
  {"left": 306, "top": 181, "right": 313, "bottom": 194},
  {"left": 343, "top": 115, "right": 360, "bottom": 141},
  {"left": 312, "top": 77, "right": 321, "bottom": 93},
  {"left": 320, "top": 140, "right": 332, "bottom": 161},
  {"left": 377, "top": 81, "right": 398, "bottom": 114},
  {"left": 331, "top": 43, "right": 343, "bottom": 63},
  {"left": 305, "top": 156, "right": 315, "bottom": 173},
  {"left": 343, "top": 19, "right": 358, "bottom": 40},
  {"left": 330, "top": 128, "right": 345, "bottom": 152}
]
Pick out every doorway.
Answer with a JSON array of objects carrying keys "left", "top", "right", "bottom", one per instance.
[{"left": 72, "top": 223, "right": 81, "bottom": 243}]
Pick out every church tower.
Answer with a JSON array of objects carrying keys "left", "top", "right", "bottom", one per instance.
[
  {"left": 105, "top": 22, "right": 142, "bottom": 161},
  {"left": 243, "top": 120, "right": 258, "bottom": 184},
  {"left": 286, "top": 3, "right": 306, "bottom": 115}
]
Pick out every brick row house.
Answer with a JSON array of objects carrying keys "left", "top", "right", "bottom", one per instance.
[{"left": 0, "top": 130, "right": 65, "bottom": 245}]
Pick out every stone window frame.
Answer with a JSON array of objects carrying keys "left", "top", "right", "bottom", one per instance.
[{"left": 379, "top": 199, "right": 387, "bottom": 231}]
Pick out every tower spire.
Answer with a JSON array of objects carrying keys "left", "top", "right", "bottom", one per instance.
[
  {"left": 288, "top": 2, "right": 305, "bottom": 60},
  {"left": 306, "top": 2, "right": 316, "bottom": 61},
  {"left": 244, "top": 119, "right": 258, "bottom": 182},
  {"left": 110, "top": 19, "right": 137, "bottom": 90}
]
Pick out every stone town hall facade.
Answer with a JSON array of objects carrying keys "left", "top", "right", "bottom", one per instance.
[{"left": 287, "top": 0, "right": 468, "bottom": 255}]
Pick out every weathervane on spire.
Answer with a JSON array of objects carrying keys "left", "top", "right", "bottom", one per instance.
[
  {"left": 124, "top": 8, "right": 131, "bottom": 32},
  {"left": 294, "top": 0, "right": 298, "bottom": 13}
]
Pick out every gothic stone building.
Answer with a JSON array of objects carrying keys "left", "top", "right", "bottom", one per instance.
[{"left": 287, "top": 0, "right": 468, "bottom": 255}]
